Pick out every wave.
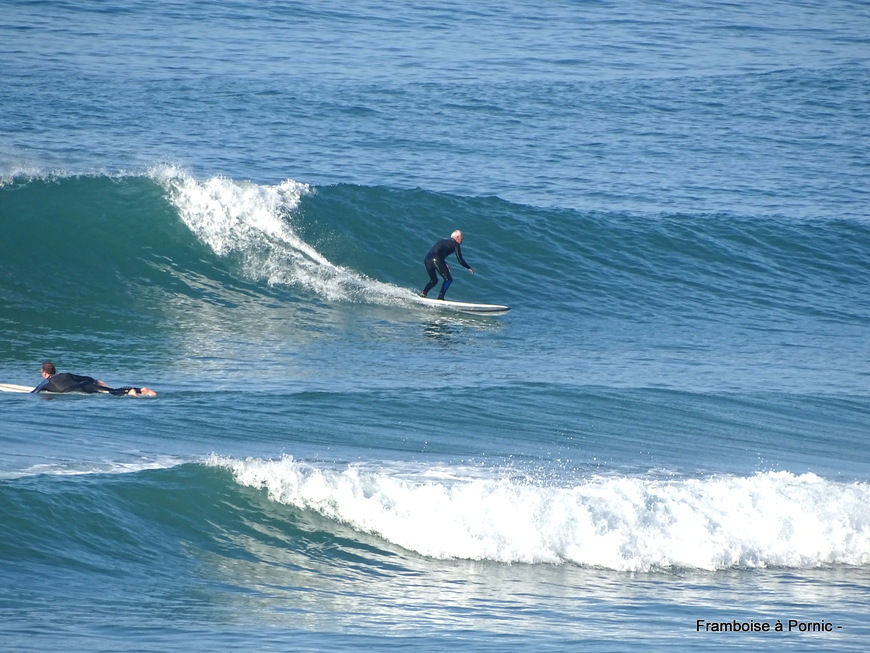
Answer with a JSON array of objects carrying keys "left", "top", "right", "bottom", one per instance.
[
  {"left": 2, "top": 167, "right": 868, "bottom": 326},
  {"left": 210, "top": 455, "right": 870, "bottom": 572},
  {"left": 4, "top": 458, "right": 868, "bottom": 574}
]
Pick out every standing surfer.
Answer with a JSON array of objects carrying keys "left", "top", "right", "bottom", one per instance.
[{"left": 420, "top": 230, "right": 474, "bottom": 300}]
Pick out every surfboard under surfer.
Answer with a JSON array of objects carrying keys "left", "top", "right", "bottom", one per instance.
[
  {"left": 32, "top": 361, "right": 157, "bottom": 397},
  {"left": 420, "top": 230, "right": 474, "bottom": 300}
]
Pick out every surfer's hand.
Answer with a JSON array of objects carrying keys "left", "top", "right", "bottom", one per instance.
[{"left": 468, "top": 268, "right": 475, "bottom": 274}]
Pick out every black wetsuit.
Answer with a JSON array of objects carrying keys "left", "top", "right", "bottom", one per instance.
[
  {"left": 32, "top": 373, "right": 137, "bottom": 396},
  {"left": 421, "top": 238, "right": 472, "bottom": 299}
]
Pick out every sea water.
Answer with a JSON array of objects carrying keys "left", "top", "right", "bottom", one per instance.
[{"left": 1, "top": 1, "right": 869, "bottom": 651}]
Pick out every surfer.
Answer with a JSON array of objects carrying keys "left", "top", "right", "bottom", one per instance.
[
  {"left": 32, "top": 362, "right": 158, "bottom": 397},
  {"left": 420, "top": 230, "right": 474, "bottom": 300}
]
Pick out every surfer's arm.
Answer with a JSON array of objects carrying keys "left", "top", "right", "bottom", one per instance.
[
  {"left": 453, "top": 243, "right": 473, "bottom": 271},
  {"left": 31, "top": 378, "right": 50, "bottom": 393}
]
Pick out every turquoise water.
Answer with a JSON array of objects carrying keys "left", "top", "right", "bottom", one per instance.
[{"left": 2, "top": 2, "right": 870, "bottom": 651}]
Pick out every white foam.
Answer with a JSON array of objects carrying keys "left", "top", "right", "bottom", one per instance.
[
  {"left": 207, "top": 454, "right": 870, "bottom": 571},
  {"left": 151, "top": 166, "right": 411, "bottom": 304}
]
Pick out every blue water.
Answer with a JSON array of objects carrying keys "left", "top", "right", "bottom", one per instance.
[{"left": 2, "top": 1, "right": 870, "bottom": 651}]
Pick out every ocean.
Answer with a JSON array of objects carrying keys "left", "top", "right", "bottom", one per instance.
[{"left": 2, "top": 1, "right": 869, "bottom": 651}]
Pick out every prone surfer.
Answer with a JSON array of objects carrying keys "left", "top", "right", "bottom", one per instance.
[
  {"left": 420, "top": 230, "right": 474, "bottom": 300},
  {"left": 32, "top": 361, "right": 157, "bottom": 397}
]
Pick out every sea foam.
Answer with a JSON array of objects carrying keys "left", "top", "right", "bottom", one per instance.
[
  {"left": 150, "top": 166, "right": 410, "bottom": 303},
  {"left": 208, "top": 454, "right": 870, "bottom": 572}
]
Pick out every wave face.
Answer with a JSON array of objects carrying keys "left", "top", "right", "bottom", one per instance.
[{"left": 3, "top": 168, "right": 868, "bottom": 320}]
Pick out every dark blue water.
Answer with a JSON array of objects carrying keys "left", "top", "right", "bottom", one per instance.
[{"left": 2, "top": 1, "right": 869, "bottom": 651}]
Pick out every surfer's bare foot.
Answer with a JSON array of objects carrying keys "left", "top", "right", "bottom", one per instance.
[{"left": 127, "top": 387, "right": 158, "bottom": 397}]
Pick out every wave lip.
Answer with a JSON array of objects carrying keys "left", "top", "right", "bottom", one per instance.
[
  {"left": 209, "top": 455, "right": 870, "bottom": 572},
  {"left": 151, "top": 166, "right": 416, "bottom": 304}
]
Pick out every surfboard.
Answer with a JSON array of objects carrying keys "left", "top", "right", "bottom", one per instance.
[
  {"left": 411, "top": 295, "right": 510, "bottom": 316},
  {"left": 0, "top": 383, "right": 34, "bottom": 393}
]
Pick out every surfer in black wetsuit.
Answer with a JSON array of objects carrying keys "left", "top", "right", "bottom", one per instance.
[
  {"left": 420, "top": 230, "right": 474, "bottom": 300},
  {"left": 32, "top": 361, "right": 157, "bottom": 396}
]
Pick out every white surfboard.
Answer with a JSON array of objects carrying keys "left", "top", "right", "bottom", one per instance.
[
  {"left": 0, "top": 383, "right": 34, "bottom": 393},
  {"left": 411, "top": 294, "right": 510, "bottom": 316}
]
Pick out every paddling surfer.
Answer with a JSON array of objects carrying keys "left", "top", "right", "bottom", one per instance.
[
  {"left": 420, "top": 230, "right": 474, "bottom": 300},
  {"left": 32, "top": 361, "right": 157, "bottom": 396}
]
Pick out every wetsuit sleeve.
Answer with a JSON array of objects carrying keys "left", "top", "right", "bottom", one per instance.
[
  {"left": 31, "top": 378, "right": 50, "bottom": 393},
  {"left": 453, "top": 242, "right": 471, "bottom": 269}
]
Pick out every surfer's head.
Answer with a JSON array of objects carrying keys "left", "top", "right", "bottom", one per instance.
[
  {"left": 41, "top": 361, "right": 56, "bottom": 377},
  {"left": 451, "top": 230, "right": 463, "bottom": 243}
]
